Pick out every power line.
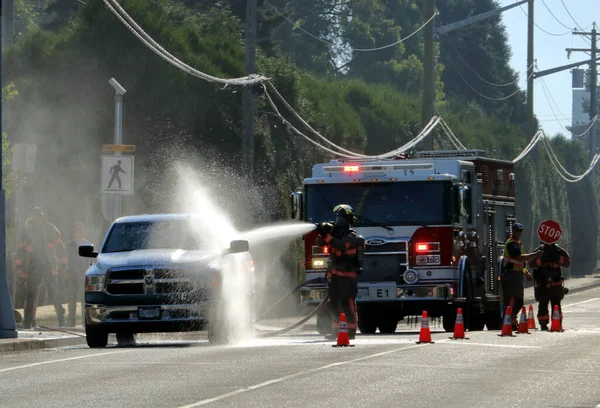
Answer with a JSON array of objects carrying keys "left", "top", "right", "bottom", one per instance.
[
  {"left": 517, "top": 3, "right": 572, "bottom": 36},
  {"left": 264, "top": 0, "right": 438, "bottom": 52},
  {"left": 541, "top": 134, "right": 600, "bottom": 181},
  {"left": 103, "top": 0, "right": 267, "bottom": 86},
  {"left": 541, "top": 0, "right": 575, "bottom": 31},
  {"left": 446, "top": 55, "right": 522, "bottom": 101},
  {"left": 445, "top": 41, "right": 528, "bottom": 87},
  {"left": 560, "top": 0, "right": 591, "bottom": 36}
]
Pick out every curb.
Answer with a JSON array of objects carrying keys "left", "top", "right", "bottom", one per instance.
[
  {"left": 524, "top": 277, "right": 600, "bottom": 304},
  {"left": 0, "top": 336, "right": 87, "bottom": 354}
]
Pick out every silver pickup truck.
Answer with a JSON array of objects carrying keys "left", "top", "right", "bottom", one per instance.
[{"left": 79, "top": 214, "right": 253, "bottom": 347}]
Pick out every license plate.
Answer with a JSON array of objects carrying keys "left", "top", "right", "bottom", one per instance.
[
  {"left": 372, "top": 286, "right": 395, "bottom": 299},
  {"left": 138, "top": 306, "right": 161, "bottom": 320},
  {"left": 357, "top": 288, "right": 369, "bottom": 299}
]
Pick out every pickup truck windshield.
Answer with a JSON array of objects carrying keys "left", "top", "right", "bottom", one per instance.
[
  {"left": 306, "top": 181, "right": 452, "bottom": 226},
  {"left": 102, "top": 220, "right": 210, "bottom": 253}
]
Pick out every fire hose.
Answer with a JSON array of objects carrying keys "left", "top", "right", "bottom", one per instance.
[{"left": 254, "top": 277, "right": 330, "bottom": 338}]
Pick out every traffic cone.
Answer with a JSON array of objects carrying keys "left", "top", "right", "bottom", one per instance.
[
  {"left": 416, "top": 311, "right": 435, "bottom": 344},
  {"left": 332, "top": 313, "right": 355, "bottom": 347},
  {"left": 450, "top": 308, "right": 469, "bottom": 340},
  {"left": 517, "top": 307, "right": 529, "bottom": 334},
  {"left": 499, "top": 306, "right": 516, "bottom": 337},
  {"left": 527, "top": 304, "right": 536, "bottom": 330},
  {"left": 550, "top": 305, "right": 562, "bottom": 332}
]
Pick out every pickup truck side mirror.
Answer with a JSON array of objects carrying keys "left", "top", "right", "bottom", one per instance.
[
  {"left": 79, "top": 244, "right": 98, "bottom": 258},
  {"left": 229, "top": 240, "right": 250, "bottom": 254}
]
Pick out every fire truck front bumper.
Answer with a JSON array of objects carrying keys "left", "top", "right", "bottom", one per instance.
[{"left": 300, "top": 283, "right": 455, "bottom": 305}]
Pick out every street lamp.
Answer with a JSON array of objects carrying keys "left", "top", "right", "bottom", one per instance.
[{"left": 108, "top": 78, "right": 126, "bottom": 220}]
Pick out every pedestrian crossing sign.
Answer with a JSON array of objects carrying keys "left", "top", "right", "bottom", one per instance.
[{"left": 101, "top": 155, "right": 134, "bottom": 195}]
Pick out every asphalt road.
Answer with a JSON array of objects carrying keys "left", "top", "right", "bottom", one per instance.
[{"left": 2, "top": 288, "right": 600, "bottom": 408}]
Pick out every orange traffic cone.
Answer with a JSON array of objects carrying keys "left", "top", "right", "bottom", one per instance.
[
  {"left": 517, "top": 307, "right": 529, "bottom": 334},
  {"left": 550, "top": 305, "right": 562, "bottom": 332},
  {"left": 499, "top": 306, "right": 516, "bottom": 337},
  {"left": 416, "top": 311, "right": 435, "bottom": 344},
  {"left": 527, "top": 304, "right": 536, "bottom": 330},
  {"left": 332, "top": 313, "right": 355, "bottom": 347},
  {"left": 450, "top": 308, "right": 469, "bottom": 340}
]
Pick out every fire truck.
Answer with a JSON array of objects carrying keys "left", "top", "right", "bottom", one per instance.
[{"left": 291, "top": 150, "right": 518, "bottom": 334}]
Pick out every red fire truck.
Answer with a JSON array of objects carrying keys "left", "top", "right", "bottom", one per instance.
[{"left": 291, "top": 150, "right": 518, "bottom": 334}]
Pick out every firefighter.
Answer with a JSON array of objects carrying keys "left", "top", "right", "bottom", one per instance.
[
  {"left": 316, "top": 204, "right": 365, "bottom": 340},
  {"left": 501, "top": 223, "right": 542, "bottom": 330},
  {"left": 65, "top": 222, "right": 92, "bottom": 327},
  {"left": 528, "top": 242, "right": 570, "bottom": 330},
  {"left": 15, "top": 207, "right": 69, "bottom": 328}
]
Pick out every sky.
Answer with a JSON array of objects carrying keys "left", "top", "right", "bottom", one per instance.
[{"left": 496, "top": 0, "right": 597, "bottom": 138}]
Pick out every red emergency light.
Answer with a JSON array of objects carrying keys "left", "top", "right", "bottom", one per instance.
[
  {"left": 344, "top": 166, "right": 360, "bottom": 172},
  {"left": 415, "top": 243, "right": 429, "bottom": 252}
]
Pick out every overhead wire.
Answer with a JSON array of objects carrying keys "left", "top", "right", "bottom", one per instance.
[
  {"left": 541, "top": 134, "right": 600, "bottom": 182},
  {"left": 445, "top": 55, "right": 522, "bottom": 101},
  {"left": 103, "top": 0, "right": 267, "bottom": 86},
  {"left": 264, "top": 0, "right": 439, "bottom": 52},
  {"left": 512, "top": 130, "right": 543, "bottom": 163},
  {"left": 541, "top": 0, "right": 576, "bottom": 31},
  {"left": 437, "top": 117, "right": 467, "bottom": 150},
  {"left": 517, "top": 3, "right": 572, "bottom": 36},
  {"left": 263, "top": 82, "right": 441, "bottom": 158},
  {"left": 560, "top": 0, "right": 592, "bottom": 43}
]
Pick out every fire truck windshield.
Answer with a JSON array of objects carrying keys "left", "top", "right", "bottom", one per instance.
[{"left": 306, "top": 181, "right": 453, "bottom": 226}]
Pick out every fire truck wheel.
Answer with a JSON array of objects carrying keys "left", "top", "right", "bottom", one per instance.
[
  {"left": 357, "top": 305, "right": 378, "bottom": 334},
  {"left": 377, "top": 318, "right": 398, "bottom": 334},
  {"left": 484, "top": 310, "right": 503, "bottom": 331},
  {"left": 469, "top": 312, "right": 486, "bottom": 331},
  {"left": 442, "top": 309, "right": 456, "bottom": 333}
]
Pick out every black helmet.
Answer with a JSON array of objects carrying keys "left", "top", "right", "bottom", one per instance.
[{"left": 333, "top": 204, "right": 357, "bottom": 225}]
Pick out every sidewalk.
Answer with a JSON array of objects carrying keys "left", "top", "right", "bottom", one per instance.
[{"left": 523, "top": 272, "right": 600, "bottom": 303}]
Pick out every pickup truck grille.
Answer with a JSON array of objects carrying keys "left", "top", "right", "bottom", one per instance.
[{"left": 106, "top": 268, "right": 195, "bottom": 296}]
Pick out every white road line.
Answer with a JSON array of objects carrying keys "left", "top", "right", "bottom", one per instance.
[
  {"left": 0, "top": 350, "right": 132, "bottom": 374},
  {"left": 177, "top": 340, "right": 449, "bottom": 408},
  {"left": 562, "top": 298, "right": 600, "bottom": 308},
  {"left": 443, "top": 342, "right": 541, "bottom": 349}
]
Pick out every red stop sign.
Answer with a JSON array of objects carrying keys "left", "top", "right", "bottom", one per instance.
[{"left": 537, "top": 219, "right": 562, "bottom": 244}]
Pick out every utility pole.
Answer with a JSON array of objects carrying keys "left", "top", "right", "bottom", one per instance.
[
  {"left": 527, "top": 0, "right": 535, "bottom": 138},
  {"left": 568, "top": 24, "right": 598, "bottom": 179},
  {"left": 421, "top": 0, "right": 435, "bottom": 150},
  {"left": 424, "top": 0, "right": 528, "bottom": 150},
  {"left": 0, "top": 10, "right": 19, "bottom": 339},
  {"left": 243, "top": 0, "right": 257, "bottom": 175}
]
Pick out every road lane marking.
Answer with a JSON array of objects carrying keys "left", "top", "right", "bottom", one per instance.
[
  {"left": 0, "top": 350, "right": 132, "bottom": 374},
  {"left": 178, "top": 340, "right": 450, "bottom": 408},
  {"left": 562, "top": 298, "right": 600, "bottom": 308},
  {"left": 442, "top": 342, "right": 542, "bottom": 349}
]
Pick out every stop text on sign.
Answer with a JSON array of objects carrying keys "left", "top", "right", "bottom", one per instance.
[{"left": 539, "top": 224, "right": 561, "bottom": 239}]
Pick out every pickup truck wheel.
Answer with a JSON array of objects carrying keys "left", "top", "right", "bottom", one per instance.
[
  {"left": 85, "top": 325, "right": 108, "bottom": 348},
  {"left": 207, "top": 322, "right": 229, "bottom": 345},
  {"left": 116, "top": 332, "right": 136, "bottom": 347}
]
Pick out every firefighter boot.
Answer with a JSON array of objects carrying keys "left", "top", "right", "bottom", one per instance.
[{"left": 540, "top": 323, "right": 549, "bottom": 331}]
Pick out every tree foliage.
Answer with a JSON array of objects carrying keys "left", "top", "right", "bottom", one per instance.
[{"left": 3, "top": 0, "right": 599, "bottom": 277}]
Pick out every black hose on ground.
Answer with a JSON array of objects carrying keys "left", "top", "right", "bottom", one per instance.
[
  {"left": 253, "top": 277, "right": 325, "bottom": 324},
  {"left": 255, "top": 295, "right": 330, "bottom": 338}
]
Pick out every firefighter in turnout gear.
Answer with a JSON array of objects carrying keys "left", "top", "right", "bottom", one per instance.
[
  {"left": 501, "top": 223, "right": 542, "bottom": 330},
  {"left": 15, "top": 208, "right": 69, "bottom": 328},
  {"left": 316, "top": 205, "right": 365, "bottom": 340},
  {"left": 528, "top": 242, "right": 570, "bottom": 330}
]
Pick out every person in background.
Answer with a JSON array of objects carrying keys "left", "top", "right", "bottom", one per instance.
[
  {"left": 15, "top": 207, "right": 68, "bottom": 328},
  {"left": 65, "top": 222, "right": 92, "bottom": 327}
]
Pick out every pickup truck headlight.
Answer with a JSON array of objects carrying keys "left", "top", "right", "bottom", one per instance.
[{"left": 85, "top": 275, "right": 106, "bottom": 292}]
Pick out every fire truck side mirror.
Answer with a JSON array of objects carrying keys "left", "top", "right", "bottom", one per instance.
[
  {"left": 458, "top": 185, "right": 470, "bottom": 221},
  {"left": 291, "top": 189, "right": 304, "bottom": 220}
]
